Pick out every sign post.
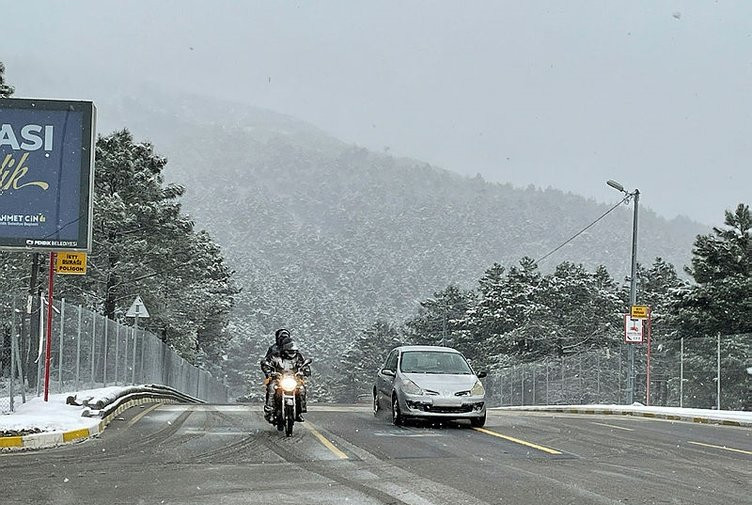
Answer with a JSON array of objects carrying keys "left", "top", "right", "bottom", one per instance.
[{"left": 126, "top": 296, "right": 150, "bottom": 384}]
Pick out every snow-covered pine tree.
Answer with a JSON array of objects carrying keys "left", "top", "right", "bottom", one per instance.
[
  {"left": 56, "top": 130, "right": 238, "bottom": 363},
  {"left": 0, "top": 61, "right": 14, "bottom": 97},
  {"left": 671, "top": 203, "right": 751, "bottom": 409}
]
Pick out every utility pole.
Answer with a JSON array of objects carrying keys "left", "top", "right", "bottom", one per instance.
[
  {"left": 607, "top": 180, "right": 640, "bottom": 405},
  {"left": 628, "top": 189, "right": 640, "bottom": 405}
]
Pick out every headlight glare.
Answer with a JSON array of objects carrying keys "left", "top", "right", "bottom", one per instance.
[
  {"left": 471, "top": 380, "right": 485, "bottom": 396},
  {"left": 280, "top": 375, "right": 297, "bottom": 392}
]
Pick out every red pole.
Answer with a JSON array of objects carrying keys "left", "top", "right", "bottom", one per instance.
[
  {"left": 645, "top": 307, "right": 652, "bottom": 406},
  {"left": 43, "top": 252, "right": 56, "bottom": 402}
]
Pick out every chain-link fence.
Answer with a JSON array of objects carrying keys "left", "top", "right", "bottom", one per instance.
[
  {"left": 485, "top": 334, "right": 751, "bottom": 411},
  {"left": 1, "top": 294, "right": 228, "bottom": 414}
]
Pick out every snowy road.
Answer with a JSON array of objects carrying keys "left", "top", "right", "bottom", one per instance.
[{"left": 2, "top": 404, "right": 750, "bottom": 504}]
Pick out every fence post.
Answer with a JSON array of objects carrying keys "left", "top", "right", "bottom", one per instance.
[
  {"left": 716, "top": 333, "right": 721, "bottom": 410},
  {"left": 13, "top": 297, "right": 26, "bottom": 404},
  {"left": 560, "top": 356, "right": 565, "bottom": 403},
  {"left": 123, "top": 325, "right": 129, "bottom": 384},
  {"left": 579, "top": 353, "right": 583, "bottom": 403},
  {"left": 114, "top": 323, "right": 120, "bottom": 385},
  {"left": 520, "top": 366, "right": 525, "bottom": 406},
  {"left": 90, "top": 313, "right": 96, "bottom": 387},
  {"left": 499, "top": 372, "right": 504, "bottom": 406},
  {"left": 545, "top": 361, "right": 549, "bottom": 405},
  {"left": 532, "top": 364, "right": 536, "bottom": 405},
  {"left": 131, "top": 328, "right": 137, "bottom": 385},
  {"left": 139, "top": 329, "right": 146, "bottom": 384},
  {"left": 618, "top": 347, "right": 623, "bottom": 404},
  {"left": 58, "top": 298, "right": 65, "bottom": 392},
  {"left": 75, "top": 305, "right": 82, "bottom": 390},
  {"left": 596, "top": 352, "right": 601, "bottom": 399},
  {"left": 510, "top": 366, "right": 514, "bottom": 405},
  {"left": 10, "top": 297, "right": 16, "bottom": 411},
  {"left": 103, "top": 317, "right": 109, "bottom": 387},
  {"left": 679, "top": 337, "right": 684, "bottom": 408}
]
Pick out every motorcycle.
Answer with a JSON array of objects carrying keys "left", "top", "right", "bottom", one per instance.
[{"left": 268, "top": 358, "right": 311, "bottom": 437}]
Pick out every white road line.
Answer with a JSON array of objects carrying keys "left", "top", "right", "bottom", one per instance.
[
  {"left": 591, "top": 422, "right": 634, "bottom": 432},
  {"left": 687, "top": 441, "right": 752, "bottom": 456}
]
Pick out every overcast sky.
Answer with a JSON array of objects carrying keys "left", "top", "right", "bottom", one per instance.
[{"left": 3, "top": 1, "right": 750, "bottom": 225}]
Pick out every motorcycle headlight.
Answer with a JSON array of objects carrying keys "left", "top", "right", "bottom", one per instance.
[
  {"left": 401, "top": 378, "right": 423, "bottom": 396},
  {"left": 471, "top": 380, "right": 485, "bottom": 397},
  {"left": 280, "top": 375, "right": 297, "bottom": 392}
]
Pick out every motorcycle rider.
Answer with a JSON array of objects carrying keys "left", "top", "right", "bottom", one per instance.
[{"left": 261, "top": 328, "right": 310, "bottom": 422}]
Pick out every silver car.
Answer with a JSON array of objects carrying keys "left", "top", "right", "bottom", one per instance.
[{"left": 373, "top": 345, "right": 487, "bottom": 427}]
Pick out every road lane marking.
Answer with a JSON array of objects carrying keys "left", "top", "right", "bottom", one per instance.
[
  {"left": 591, "top": 422, "right": 634, "bottom": 432},
  {"left": 687, "top": 441, "right": 752, "bottom": 456},
  {"left": 126, "top": 402, "right": 163, "bottom": 428},
  {"left": 182, "top": 430, "right": 248, "bottom": 436},
  {"left": 303, "top": 421, "right": 349, "bottom": 460},
  {"left": 473, "top": 427, "right": 562, "bottom": 455}
]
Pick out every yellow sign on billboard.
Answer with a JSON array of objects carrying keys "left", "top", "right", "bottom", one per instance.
[
  {"left": 630, "top": 305, "right": 649, "bottom": 319},
  {"left": 55, "top": 251, "right": 87, "bottom": 275}
]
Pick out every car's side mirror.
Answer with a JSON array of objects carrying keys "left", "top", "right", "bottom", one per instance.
[
  {"left": 477, "top": 371, "right": 488, "bottom": 379},
  {"left": 382, "top": 369, "right": 396, "bottom": 377}
]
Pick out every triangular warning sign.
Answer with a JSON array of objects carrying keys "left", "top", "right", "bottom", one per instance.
[{"left": 126, "top": 295, "right": 150, "bottom": 318}]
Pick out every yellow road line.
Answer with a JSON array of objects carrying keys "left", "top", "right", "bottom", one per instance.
[
  {"left": 473, "top": 427, "right": 562, "bottom": 455},
  {"left": 687, "top": 441, "right": 752, "bottom": 456},
  {"left": 591, "top": 422, "right": 634, "bottom": 432},
  {"left": 303, "top": 422, "right": 348, "bottom": 460},
  {"left": 127, "top": 402, "right": 163, "bottom": 428}
]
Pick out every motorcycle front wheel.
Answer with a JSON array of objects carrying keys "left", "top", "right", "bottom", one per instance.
[{"left": 284, "top": 403, "right": 295, "bottom": 436}]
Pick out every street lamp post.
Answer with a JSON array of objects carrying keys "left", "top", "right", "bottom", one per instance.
[{"left": 607, "top": 180, "right": 640, "bottom": 405}]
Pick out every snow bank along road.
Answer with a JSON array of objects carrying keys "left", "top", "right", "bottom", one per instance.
[{"left": 1, "top": 405, "right": 750, "bottom": 505}]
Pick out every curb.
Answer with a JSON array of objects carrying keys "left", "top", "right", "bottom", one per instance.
[
  {"left": 0, "top": 387, "right": 201, "bottom": 451},
  {"left": 492, "top": 406, "right": 752, "bottom": 428}
]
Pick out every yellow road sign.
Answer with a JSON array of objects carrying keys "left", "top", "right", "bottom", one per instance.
[
  {"left": 630, "top": 305, "right": 649, "bottom": 319},
  {"left": 55, "top": 251, "right": 87, "bottom": 275}
]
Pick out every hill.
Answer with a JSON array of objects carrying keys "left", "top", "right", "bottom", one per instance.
[{"left": 95, "top": 90, "right": 706, "bottom": 387}]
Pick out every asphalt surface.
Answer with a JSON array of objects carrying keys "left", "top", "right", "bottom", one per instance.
[{"left": 1, "top": 404, "right": 750, "bottom": 505}]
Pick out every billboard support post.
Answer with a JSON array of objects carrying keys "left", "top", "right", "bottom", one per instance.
[{"left": 43, "top": 251, "right": 55, "bottom": 401}]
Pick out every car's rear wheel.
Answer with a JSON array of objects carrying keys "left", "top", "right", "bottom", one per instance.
[
  {"left": 392, "top": 395, "right": 404, "bottom": 426},
  {"left": 470, "top": 413, "right": 486, "bottom": 428}
]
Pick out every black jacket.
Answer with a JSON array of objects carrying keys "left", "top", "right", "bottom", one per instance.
[{"left": 260, "top": 345, "right": 310, "bottom": 377}]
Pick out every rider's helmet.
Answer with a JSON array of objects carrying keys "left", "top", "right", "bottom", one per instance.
[
  {"left": 282, "top": 340, "right": 298, "bottom": 359},
  {"left": 275, "top": 328, "right": 291, "bottom": 347}
]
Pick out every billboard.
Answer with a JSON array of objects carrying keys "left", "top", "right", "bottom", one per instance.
[{"left": 0, "top": 98, "right": 95, "bottom": 252}]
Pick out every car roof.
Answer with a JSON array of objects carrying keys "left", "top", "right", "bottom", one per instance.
[{"left": 394, "top": 345, "right": 462, "bottom": 353}]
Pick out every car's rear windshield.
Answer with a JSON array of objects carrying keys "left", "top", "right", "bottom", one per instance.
[{"left": 400, "top": 351, "right": 472, "bottom": 374}]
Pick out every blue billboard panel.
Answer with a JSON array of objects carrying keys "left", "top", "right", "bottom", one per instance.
[{"left": 0, "top": 99, "right": 95, "bottom": 251}]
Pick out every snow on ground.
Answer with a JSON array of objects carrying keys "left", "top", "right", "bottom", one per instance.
[
  {"left": 0, "top": 386, "right": 129, "bottom": 435},
  {"left": 494, "top": 404, "right": 752, "bottom": 423}
]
